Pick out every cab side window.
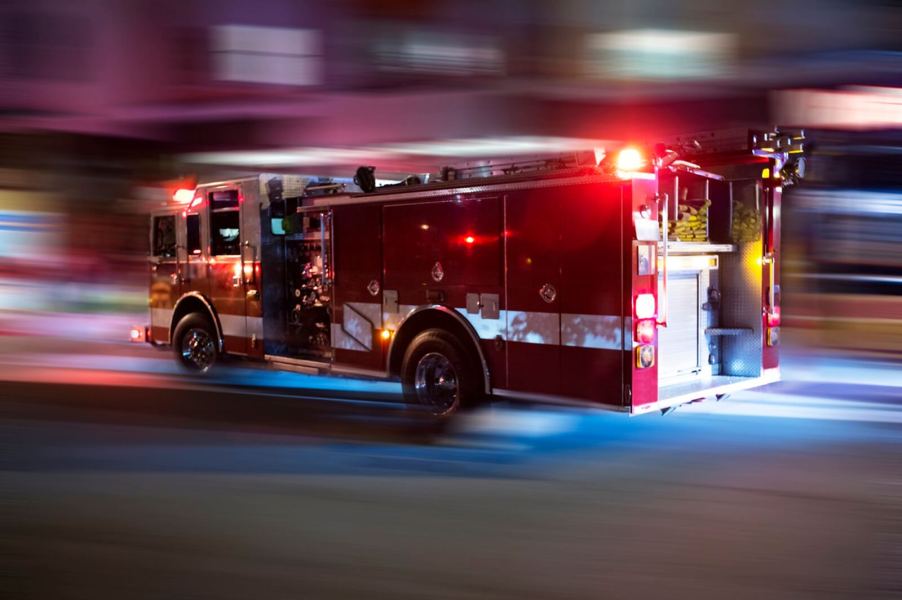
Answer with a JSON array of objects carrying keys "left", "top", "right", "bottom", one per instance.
[
  {"left": 210, "top": 190, "right": 240, "bottom": 256},
  {"left": 152, "top": 215, "right": 176, "bottom": 258},
  {"left": 186, "top": 214, "right": 202, "bottom": 255}
]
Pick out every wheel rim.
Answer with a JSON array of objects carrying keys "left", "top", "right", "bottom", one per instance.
[
  {"left": 414, "top": 352, "right": 459, "bottom": 414},
  {"left": 181, "top": 328, "right": 216, "bottom": 372}
]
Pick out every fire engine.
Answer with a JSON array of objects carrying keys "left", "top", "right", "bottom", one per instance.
[{"left": 140, "top": 128, "right": 804, "bottom": 416}]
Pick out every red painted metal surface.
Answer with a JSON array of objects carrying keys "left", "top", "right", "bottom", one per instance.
[
  {"left": 627, "top": 178, "right": 660, "bottom": 409},
  {"left": 504, "top": 188, "right": 561, "bottom": 395},
  {"left": 149, "top": 259, "right": 178, "bottom": 344},
  {"left": 558, "top": 182, "right": 624, "bottom": 403},
  {"left": 383, "top": 196, "right": 503, "bottom": 295},
  {"left": 762, "top": 174, "right": 781, "bottom": 370},
  {"left": 332, "top": 203, "right": 384, "bottom": 371}
]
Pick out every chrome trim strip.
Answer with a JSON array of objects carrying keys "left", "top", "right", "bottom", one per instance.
[
  {"left": 266, "top": 354, "right": 389, "bottom": 379},
  {"left": 266, "top": 356, "right": 321, "bottom": 375},
  {"left": 311, "top": 173, "right": 624, "bottom": 207},
  {"left": 266, "top": 354, "right": 328, "bottom": 369}
]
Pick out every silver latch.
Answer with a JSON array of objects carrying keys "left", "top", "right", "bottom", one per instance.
[
  {"left": 466, "top": 293, "right": 480, "bottom": 315},
  {"left": 466, "top": 292, "right": 499, "bottom": 319},
  {"left": 480, "top": 293, "right": 500, "bottom": 319},
  {"left": 383, "top": 289, "right": 399, "bottom": 314}
]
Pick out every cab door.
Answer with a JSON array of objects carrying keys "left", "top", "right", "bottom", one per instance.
[
  {"left": 206, "top": 186, "right": 250, "bottom": 354},
  {"left": 149, "top": 209, "right": 181, "bottom": 343}
]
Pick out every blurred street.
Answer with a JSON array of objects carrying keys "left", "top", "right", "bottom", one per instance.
[
  {"left": 2, "top": 330, "right": 901, "bottom": 600},
  {"left": 1, "top": 0, "right": 900, "bottom": 597}
]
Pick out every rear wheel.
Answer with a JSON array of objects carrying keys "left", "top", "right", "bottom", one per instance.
[
  {"left": 400, "top": 329, "right": 481, "bottom": 417},
  {"left": 173, "top": 313, "right": 218, "bottom": 373}
]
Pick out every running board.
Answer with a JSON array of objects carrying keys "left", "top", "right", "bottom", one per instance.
[
  {"left": 265, "top": 354, "right": 389, "bottom": 380},
  {"left": 632, "top": 368, "right": 780, "bottom": 415},
  {"left": 266, "top": 355, "right": 327, "bottom": 375}
]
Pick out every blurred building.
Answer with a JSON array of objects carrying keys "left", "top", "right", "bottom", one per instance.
[
  {"left": 1, "top": 0, "right": 899, "bottom": 169},
  {"left": 0, "top": 0, "right": 900, "bottom": 347}
]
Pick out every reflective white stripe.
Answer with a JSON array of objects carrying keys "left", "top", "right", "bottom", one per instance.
[
  {"left": 331, "top": 323, "right": 367, "bottom": 351},
  {"left": 150, "top": 308, "right": 173, "bottom": 329},
  {"left": 247, "top": 313, "right": 263, "bottom": 341},
  {"left": 506, "top": 310, "right": 560, "bottom": 345},
  {"left": 456, "top": 308, "right": 507, "bottom": 340},
  {"left": 337, "top": 302, "right": 381, "bottom": 351},
  {"left": 382, "top": 304, "right": 418, "bottom": 331},
  {"left": 348, "top": 302, "right": 381, "bottom": 330},
  {"left": 382, "top": 305, "right": 624, "bottom": 350},
  {"left": 219, "top": 314, "right": 263, "bottom": 338},
  {"left": 561, "top": 314, "right": 622, "bottom": 350}
]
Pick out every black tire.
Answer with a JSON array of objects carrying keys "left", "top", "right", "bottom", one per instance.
[
  {"left": 400, "top": 329, "right": 481, "bottom": 417},
  {"left": 172, "top": 313, "right": 218, "bottom": 373}
]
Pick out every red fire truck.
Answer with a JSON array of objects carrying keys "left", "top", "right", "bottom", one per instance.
[{"left": 141, "top": 128, "right": 804, "bottom": 416}]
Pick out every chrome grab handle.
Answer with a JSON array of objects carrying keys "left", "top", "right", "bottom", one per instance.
[
  {"left": 240, "top": 240, "right": 257, "bottom": 287},
  {"left": 174, "top": 244, "right": 187, "bottom": 285},
  {"left": 763, "top": 252, "right": 776, "bottom": 314},
  {"left": 657, "top": 191, "right": 669, "bottom": 328}
]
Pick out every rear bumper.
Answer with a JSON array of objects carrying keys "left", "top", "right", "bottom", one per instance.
[{"left": 631, "top": 368, "right": 781, "bottom": 415}]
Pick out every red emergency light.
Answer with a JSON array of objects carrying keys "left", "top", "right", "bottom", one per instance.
[
  {"left": 172, "top": 188, "right": 195, "bottom": 204},
  {"left": 635, "top": 319, "right": 655, "bottom": 344},
  {"left": 616, "top": 148, "right": 645, "bottom": 172},
  {"left": 767, "top": 307, "right": 781, "bottom": 327}
]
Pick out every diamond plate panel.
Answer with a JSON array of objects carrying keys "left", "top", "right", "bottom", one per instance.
[{"left": 720, "top": 239, "right": 763, "bottom": 377}]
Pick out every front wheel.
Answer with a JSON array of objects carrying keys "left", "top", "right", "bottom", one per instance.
[
  {"left": 173, "top": 313, "right": 218, "bottom": 373},
  {"left": 400, "top": 329, "right": 481, "bottom": 417}
]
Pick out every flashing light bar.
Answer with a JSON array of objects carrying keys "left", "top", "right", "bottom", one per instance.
[{"left": 173, "top": 188, "right": 195, "bottom": 204}]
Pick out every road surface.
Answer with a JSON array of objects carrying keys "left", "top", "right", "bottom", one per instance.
[{"left": 1, "top": 333, "right": 900, "bottom": 599}]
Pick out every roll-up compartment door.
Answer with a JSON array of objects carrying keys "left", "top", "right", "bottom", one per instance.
[{"left": 657, "top": 273, "right": 701, "bottom": 379}]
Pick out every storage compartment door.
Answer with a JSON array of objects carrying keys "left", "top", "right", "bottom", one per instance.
[{"left": 657, "top": 273, "right": 701, "bottom": 380}]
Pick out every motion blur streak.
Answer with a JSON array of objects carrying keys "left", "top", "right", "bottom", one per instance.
[{"left": 1, "top": 0, "right": 901, "bottom": 598}]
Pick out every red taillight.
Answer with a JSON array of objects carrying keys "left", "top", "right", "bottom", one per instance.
[
  {"left": 767, "top": 307, "right": 781, "bottom": 327},
  {"left": 635, "top": 293, "right": 656, "bottom": 320},
  {"left": 636, "top": 319, "right": 655, "bottom": 344}
]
